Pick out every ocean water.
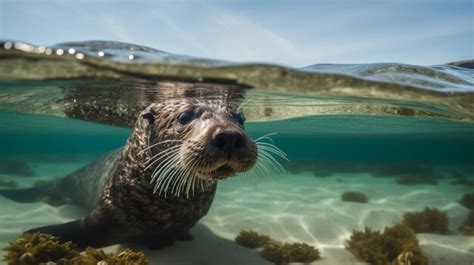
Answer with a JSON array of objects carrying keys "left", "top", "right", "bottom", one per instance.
[{"left": 0, "top": 40, "right": 473, "bottom": 264}]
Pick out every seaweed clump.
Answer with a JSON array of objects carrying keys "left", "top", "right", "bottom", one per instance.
[
  {"left": 235, "top": 230, "right": 271, "bottom": 248},
  {"left": 260, "top": 241, "right": 320, "bottom": 265},
  {"left": 3, "top": 232, "right": 79, "bottom": 265},
  {"left": 459, "top": 192, "right": 474, "bottom": 210},
  {"left": 3, "top": 232, "right": 148, "bottom": 265},
  {"left": 395, "top": 174, "right": 438, "bottom": 185},
  {"left": 234, "top": 230, "right": 320, "bottom": 265},
  {"left": 345, "top": 224, "right": 428, "bottom": 265},
  {"left": 70, "top": 247, "right": 148, "bottom": 265},
  {"left": 402, "top": 207, "right": 448, "bottom": 234},
  {"left": 459, "top": 211, "right": 474, "bottom": 236},
  {"left": 341, "top": 191, "right": 369, "bottom": 203}
]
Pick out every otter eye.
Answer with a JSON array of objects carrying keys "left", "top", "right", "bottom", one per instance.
[{"left": 178, "top": 111, "right": 193, "bottom": 125}]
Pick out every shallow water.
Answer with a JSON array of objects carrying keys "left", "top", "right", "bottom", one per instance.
[{"left": 0, "top": 40, "right": 473, "bottom": 264}]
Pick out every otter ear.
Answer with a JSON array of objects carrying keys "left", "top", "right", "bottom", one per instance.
[{"left": 142, "top": 106, "right": 157, "bottom": 125}]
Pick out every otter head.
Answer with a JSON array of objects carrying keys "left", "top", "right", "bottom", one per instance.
[{"left": 139, "top": 99, "right": 257, "bottom": 196}]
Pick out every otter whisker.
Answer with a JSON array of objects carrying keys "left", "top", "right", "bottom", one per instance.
[
  {"left": 236, "top": 98, "right": 252, "bottom": 112},
  {"left": 239, "top": 156, "right": 268, "bottom": 185},
  {"left": 257, "top": 145, "right": 287, "bottom": 160},
  {"left": 259, "top": 149, "right": 286, "bottom": 174},
  {"left": 189, "top": 174, "right": 197, "bottom": 196},
  {"left": 169, "top": 168, "right": 186, "bottom": 196},
  {"left": 174, "top": 153, "right": 208, "bottom": 198},
  {"left": 175, "top": 157, "right": 199, "bottom": 197},
  {"left": 159, "top": 165, "right": 182, "bottom": 196},
  {"left": 199, "top": 178, "right": 214, "bottom": 193},
  {"left": 142, "top": 144, "right": 180, "bottom": 165},
  {"left": 154, "top": 154, "right": 183, "bottom": 195},
  {"left": 186, "top": 174, "right": 198, "bottom": 197},
  {"left": 149, "top": 150, "right": 179, "bottom": 182},
  {"left": 158, "top": 150, "right": 197, "bottom": 196},
  {"left": 163, "top": 166, "right": 183, "bottom": 198},
  {"left": 143, "top": 145, "right": 181, "bottom": 170},
  {"left": 179, "top": 157, "right": 201, "bottom": 196},
  {"left": 238, "top": 140, "right": 287, "bottom": 186},
  {"left": 150, "top": 149, "right": 181, "bottom": 189},
  {"left": 138, "top": 140, "right": 183, "bottom": 155},
  {"left": 240, "top": 163, "right": 266, "bottom": 185},
  {"left": 176, "top": 173, "right": 191, "bottom": 197},
  {"left": 193, "top": 175, "right": 211, "bottom": 195},
  {"left": 256, "top": 142, "right": 288, "bottom": 160},
  {"left": 181, "top": 154, "right": 207, "bottom": 197},
  {"left": 164, "top": 154, "right": 193, "bottom": 196},
  {"left": 144, "top": 145, "right": 179, "bottom": 175},
  {"left": 184, "top": 172, "right": 198, "bottom": 197},
  {"left": 256, "top": 141, "right": 287, "bottom": 155},
  {"left": 150, "top": 148, "right": 181, "bottom": 187},
  {"left": 254, "top": 132, "right": 277, "bottom": 143},
  {"left": 255, "top": 153, "right": 276, "bottom": 177},
  {"left": 170, "top": 152, "right": 196, "bottom": 196}
]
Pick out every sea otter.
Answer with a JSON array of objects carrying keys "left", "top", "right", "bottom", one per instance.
[{"left": 5, "top": 98, "right": 260, "bottom": 249}]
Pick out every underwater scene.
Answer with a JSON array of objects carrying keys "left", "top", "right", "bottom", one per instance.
[{"left": 0, "top": 40, "right": 473, "bottom": 265}]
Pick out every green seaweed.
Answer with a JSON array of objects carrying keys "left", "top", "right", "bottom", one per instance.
[
  {"left": 395, "top": 174, "right": 438, "bottom": 185},
  {"left": 345, "top": 224, "right": 428, "bottom": 265},
  {"left": 346, "top": 227, "right": 387, "bottom": 265},
  {"left": 459, "top": 211, "right": 474, "bottom": 236},
  {"left": 402, "top": 207, "right": 448, "bottom": 234},
  {"left": 3, "top": 232, "right": 148, "bottom": 265},
  {"left": 260, "top": 241, "right": 320, "bottom": 265},
  {"left": 70, "top": 247, "right": 148, "bottom": 265},
  {"left": 235, "top": 230, "right": 271, "bottom": 248},
  {"left": 341, "top": 191, "right": 369, "bottom": 203},
  {"left": 234, "top": 230, "right": 321, "bottom": 265},
  {"left": 3, "top": 232, "right": 79, "bottom": 265}
]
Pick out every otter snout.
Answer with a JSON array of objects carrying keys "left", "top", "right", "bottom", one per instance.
[{"left": 212, "top": 128, "right": 245, "bottom": 155}]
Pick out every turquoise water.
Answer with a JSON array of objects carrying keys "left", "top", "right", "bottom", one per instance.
[{"left": 0, "top": 40, "right": 473, "bottom": 264}]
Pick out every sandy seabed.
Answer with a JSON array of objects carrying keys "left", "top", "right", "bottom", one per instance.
[{"left": 0, "top": 168, "right": 473, "bottom": 265}]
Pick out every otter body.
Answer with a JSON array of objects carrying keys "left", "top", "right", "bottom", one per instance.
[
  {"left": 47, "top": 148, "right": 216, "bottom": 248},
  {"left": 25, "top": 99, "right": 257, "bottom": 248}
]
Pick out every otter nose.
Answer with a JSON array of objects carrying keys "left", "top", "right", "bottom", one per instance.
[{"left": 213, "top": 129, "right": 245, "bottom": 154}]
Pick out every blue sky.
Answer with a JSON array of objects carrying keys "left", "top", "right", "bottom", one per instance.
[{"left": 0, "top": 0, "right": 472, "bottom": 66}]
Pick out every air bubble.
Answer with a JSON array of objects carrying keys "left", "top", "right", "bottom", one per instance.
[{"left": 3, "top": 42, "right": 12, "bottom": 49}]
